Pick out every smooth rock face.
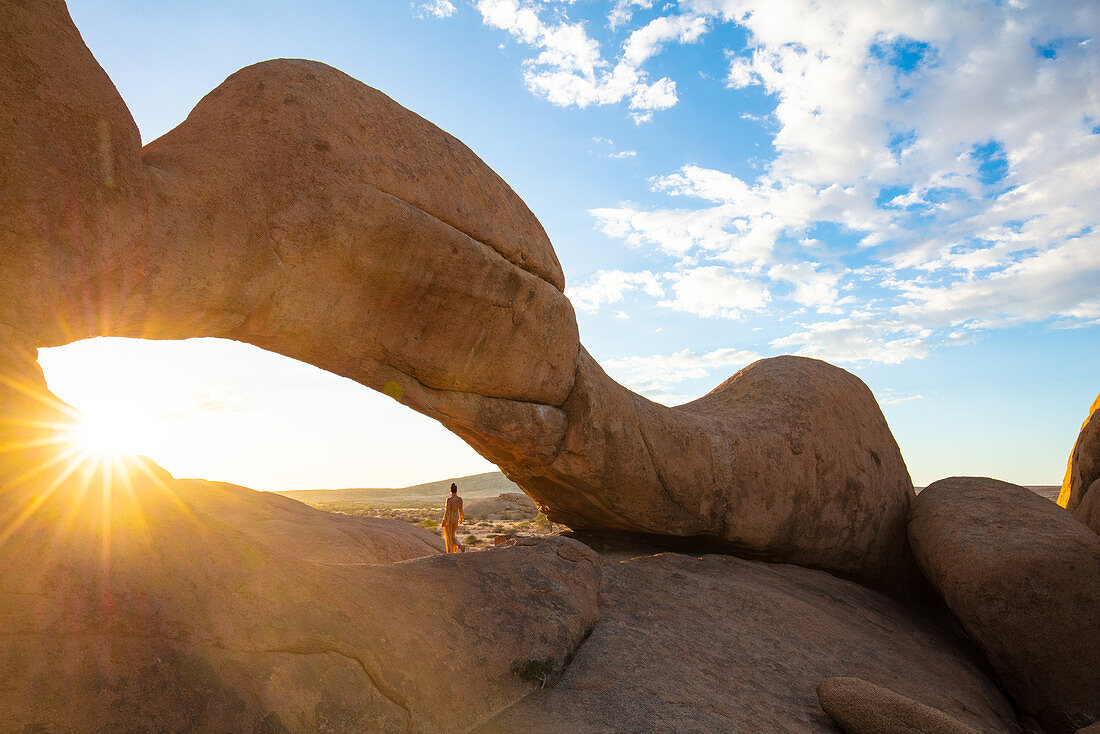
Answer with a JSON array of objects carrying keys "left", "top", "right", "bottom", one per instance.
[
  {"left": 1060, "top": 393, "right": 1100, "bottom": 534},
  {"left": 1, "top": 0, "right": 915, "bottom": 588},
  {"left": 474, "top": 550, "right": 1019, "bottom": 734},
  {"left": 173, "top": 478, "right": 445, "bottom": 563},
  {"left": 817, "top": 677, "right": 981, "bottom": 734},
  {"left": 910, "top": 477, "right": 1100, "bottom": 733}
]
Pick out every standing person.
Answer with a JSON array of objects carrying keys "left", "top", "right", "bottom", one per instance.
[{"left": 441, "top": 482, "right": 465, "bottom": 553}]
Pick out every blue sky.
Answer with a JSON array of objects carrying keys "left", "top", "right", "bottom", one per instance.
[{"left": 40, "top": 0, "right": 1100, "bottom": 489}]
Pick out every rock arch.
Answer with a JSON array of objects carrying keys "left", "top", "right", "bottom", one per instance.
[{"left": 1, "top": 0, "right": 916, "bottom": 587}]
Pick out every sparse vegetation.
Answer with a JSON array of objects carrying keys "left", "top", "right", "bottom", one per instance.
[
  {"left": 512, "top": 657, "right": 554, "bottom": 681},
  {"left": 279, "top": 477, "right": 571, "bottom": 551}
]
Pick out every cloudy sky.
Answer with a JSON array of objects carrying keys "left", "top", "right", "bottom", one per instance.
[{"left": 41, "top": 0, "right": 1099, "bottom": 489}]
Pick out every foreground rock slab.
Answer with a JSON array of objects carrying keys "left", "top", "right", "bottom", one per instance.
[
  {"left": 1, "top": 0, "right": 916, "bottom": 588},
  {"left": 1061, "top": 392, "right": 1100, "bottom": 534},
  {"left": 910, "top": 477, "right": 1100, "bottom": 733},
  {"left": 473, "top": 549, "right": 1018, "bottom": 734},
  {"left": 177, "top": 478, "right": 445, "bottom": 563},
  {"left": 0, "top": 459, "right": 601, "bottom": 733}
]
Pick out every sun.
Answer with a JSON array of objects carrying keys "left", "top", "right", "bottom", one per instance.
[{"left": 66, "top": 411, "right": 147, "bottom": 459}]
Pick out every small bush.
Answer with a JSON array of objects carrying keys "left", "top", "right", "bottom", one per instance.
[
  {"left": 465, "top": 535, "right": 480, "bottom": 546},
  {"left": 512, "top": 657, "right": 554, "bottom": 681},
  {"left": 419, "top": 519, "right": 439, "bottom": 528}
]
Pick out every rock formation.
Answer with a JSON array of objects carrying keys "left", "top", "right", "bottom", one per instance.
[
  {"left": 464, "top": 492, "right": 538, "bottom": 521},
  {"left": 910, "top": 477, "right": 1100, "bottom": 733},
  {"left": 473, "top": 550, "right": 1018, "bottom": 733},
  {"left": 816, "top": 677, "right": 981, "bottom": 734},
  {"left": 0, "top": 0, "right": 918, "bottom": 588},
  {"left": 9, "top": 2, "right": 1068, "bottom": 732},
  {"left": 1060, "top": 392, "right": 1100, "bottom": 534}
]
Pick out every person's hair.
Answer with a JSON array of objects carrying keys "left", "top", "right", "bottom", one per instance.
[{"left": 450, "top": 483, "right": 457, "bottom": 494}]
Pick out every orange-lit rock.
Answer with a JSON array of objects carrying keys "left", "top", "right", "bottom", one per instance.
[
  {"left": 1060, "top": 392, "right": 1100, "bottom": 534},
  {"left": 0, "top": 418, "right": 601, "bottom": 732}
]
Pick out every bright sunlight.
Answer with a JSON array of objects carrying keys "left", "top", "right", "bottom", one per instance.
[{"left": 64, "top": 410, "right": 149, "bottom": 459}]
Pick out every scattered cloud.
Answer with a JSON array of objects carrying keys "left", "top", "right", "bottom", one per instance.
[
  {"left": 603, "top": 346, "right": 762, "bottom": 403},
  {"left": 878, "top": 392, "right": 926, "bottom": 405},
  {"left": 770, "top": 318, "right": 931, "bottom": 365},
  {"left": 423, "top": 0, "right": 1100, "bottom": 365},
  {"left": 414, "top": 0, "right": 456, "bottom": 19},
  {"left": 472, "top": 0, "right": 706, "bottom": 121},
  {"left": 594, "top": 0, "right": 1098, "bottom": 362},
  {"left": 566, "top": 269, "right": 664, "bottom": 312},
  {"left": 658, "top": 266, "right": 771, "bottom": 319},
  {"left": 608, "top": 0, "right": 653, "bottom": 31},
  {"left": 766, "top": 262, "right": 844, "bottom": 313}
]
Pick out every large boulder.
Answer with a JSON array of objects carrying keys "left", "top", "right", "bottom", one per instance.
[
  {"left": 1, "top": 0, "right": 914, "bottom": 587},
  {"left": 1060, "top": 393, "right": 1100, "bottom": 534},
  {"left": 817, "top": 677, "right": 981, "bottom": 734},
  {"left": 910, "top": 477, "right": 1100, "bottom": 733},
  {"left": 473, "top": 550, "right": 1018, "bottom": 733}
]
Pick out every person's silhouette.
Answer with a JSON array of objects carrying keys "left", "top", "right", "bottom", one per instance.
[{"left": 441, "top": 482, "right": 465, "bottom": 553}]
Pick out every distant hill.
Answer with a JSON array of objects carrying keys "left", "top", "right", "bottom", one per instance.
[{"left": 276, "top": 471, "right": 521, "bottom": 509}]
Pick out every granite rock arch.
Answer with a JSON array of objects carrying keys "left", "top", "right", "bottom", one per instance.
[{"left": 1, "top": 0, "right": 917, "bottom": 588}]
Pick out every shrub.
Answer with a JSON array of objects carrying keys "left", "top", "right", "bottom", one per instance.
[
  {"left": 419, "top": 519, "right": 438, "bottom": 528},
  {"left": 512, "top": 657, "right": 554, "bottom": 682},
  {"left": 465, "top": 535, "right": 480, "bottom": 546}
]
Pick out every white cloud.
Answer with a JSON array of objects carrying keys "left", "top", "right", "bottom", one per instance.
[
  {"left": 767, "top": 262, "right": 843, "bottom": 312},
  {"left": 415, "top": 0, "right": 456, "bottom": 19},
  {"left": 621, "top": 14, "right": 709, "bottom": 67},
  {"left": 603, "top": 346, "right": 762, "bottom": 403},
  {"left": 770, "top": 318, "right": 931, "bottom": 365},
  {"left": 658, "top": 266, "right": 771, "bottom": 319},
  {"left": 894, "top": 232, "right": 1100, "bottom": 328},
  {"left": 472, "top": 0, "right": 705, "bottom": 120},
  {"left": 878, "top": 392, "right": 926, "bottom": 405},
  {"left": 608, "top": 0, "right": 653, "bottom": 30},
  {"left": 726, "top": 55, "right": 756, "bottom": 88},
  {"left": 587, "top": 0, "right": 1100, "bottom": 362},
  {"left": 590, "top": 204, "right": 774, "bottom": 264},
  {"left": 429, "top": 0, "right": 1100, "bottom": 363},
  {"left": 609, "top": 149, "right": 637, "bottom": 159},
  {"left": 566, "top": 269, "right": 664, "bottom": 312}
]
